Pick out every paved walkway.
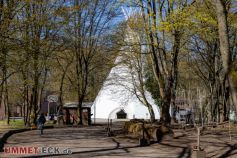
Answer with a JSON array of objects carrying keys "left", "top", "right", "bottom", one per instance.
[{"left": 0, "top": 124, "right": 237, "bottom": 158}]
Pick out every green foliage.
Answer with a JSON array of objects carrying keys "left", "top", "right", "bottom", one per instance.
[
  {"left": 144, "top": 66, "right": 160, "bottom": 107},
  {"left": 159, "top": 1, "right": 218, "bottom": 41},
  {"left": 159, "top": 7, "right": 193, "bottom": 32}
]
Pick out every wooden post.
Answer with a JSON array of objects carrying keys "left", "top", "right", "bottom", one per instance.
[
  {"left": 229, "top": 119, "right": 231, "bottom": 142},
  {"left": 197, "top": 127, "right": 200, "bottom": 150},
  {"left": 110, "top": 119, "right": 112, "bottom": 132},
  {"left": 139, "top": 121, "right": 148, "bottom": 146},
  {"left": 107, "top": 118, "right": 110, "bottom": 136},
  {"left": 107, "top": 118, "right": 110, "bottom": 130},
  {"left": 192, "top": 126, "right": 206, "bottom": 158}
]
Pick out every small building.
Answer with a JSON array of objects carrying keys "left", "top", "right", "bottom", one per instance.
[
  {"left": 63, "top": 102, "right": 93, "bottom": 125},
  {"left": 0, "top": 103, "right": 23, "bottom": 119},
  {"left": 40, "top": 91, "right": 58, "bottom": 116},
  {"left": 173, "top": 97, "right": 194, "bottom": 124},
  {"left": 116, "top": 109, "right": 127, "bottom": 119},
  {"left": 230, "top": 110, "right": 237, "bottom": 122}
]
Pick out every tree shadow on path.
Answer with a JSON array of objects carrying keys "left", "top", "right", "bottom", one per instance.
[
  {"left": 159, "top": 142, "right": 191, "bottom": 158},
  {"left": 217, "top": 144, "right": 237, "bottom": 158},
  {"left": 23, "top": 138, "right": 140, "bottom": 158}
]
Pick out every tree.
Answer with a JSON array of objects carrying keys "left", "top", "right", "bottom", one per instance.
[
  {"left": 214, "top": 0, "right": 237, "bottom": 114},
  {"left": 137, "top": 0, "right": 191, "bottom": 124},
  {"left": 0, "top": 0, "right": 20, "bottom": 124},
  {"left": 119, "top": 14, "right": 156, "bottom": 122},
  {"left": 14, "top": 0, "right": 65, "bottom": 125},
  {"left": 65, "top": 0, "right": 120, "bottom": 125}
]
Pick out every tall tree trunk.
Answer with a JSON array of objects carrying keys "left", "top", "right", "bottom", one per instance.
[
  {"left": 2, "top": 45, "right": 9, "bottom": 124},
  {"left": 74, "top": 0, "right": 83, "bottom": 125},
  {"left": 138, "top": 83, "right": 156, "bottom": 122},
  {"left": 0, "top": 72, "right": 4, "bottom": 119},
  {"left": 215, "top": 0, "right": 237, "bottom": 111},
  {"left": 139, "top": 0, "right": 184, "bottom": 124},
  {"left": 38, "top": 67, "right": 48, "bottom": 114},
  {"left": 160, "top": 92, "right": 171, "bottom": 124},
  {"left": 26, "top": 86, "right": 30, "bottom": 126},
  {"left": 58, "top": 72, "right": 66, "bottom": 115},
  {"left": 23, "top": 100, "right": 26, "bottom": 125},
  {"left": 4, "top": 79, "right": 9, "bottom": 125},
  {"left": 57, "top": 64, "right": 70, "bottom": 124}
]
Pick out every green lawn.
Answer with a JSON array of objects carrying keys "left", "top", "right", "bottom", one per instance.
[
  {"left": 0, "top": 119, "right": 56, "bottom": 133},
  {"left": 0, "top": 119, "right": 25, "bottom": 130}
]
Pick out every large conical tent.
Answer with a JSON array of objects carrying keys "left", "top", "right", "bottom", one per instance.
[
  {"left": 91, "top": 10, "right": 160, "bottom": 121},
  {"left": 91, "top": 57, "right": 160, "bottom": 120}
]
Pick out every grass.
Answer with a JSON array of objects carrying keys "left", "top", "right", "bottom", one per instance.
[
  {"left": 0, "top": 119, "right": 57, "bottom": 135},
  {"left": 0, "top": 119, "right": 25, "bottom": 130}
]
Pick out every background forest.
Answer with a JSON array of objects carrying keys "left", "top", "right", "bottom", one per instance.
[{"left": 0, "top": 0, "right": 236, "bottom": 126}]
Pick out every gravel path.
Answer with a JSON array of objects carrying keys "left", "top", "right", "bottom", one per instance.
[{"left": 0, "top": 124, "right": 237, "bottom": 158}]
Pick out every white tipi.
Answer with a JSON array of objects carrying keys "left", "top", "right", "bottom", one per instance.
[{"left": 91, "top": 9, "right": 160, "bottom": 121}]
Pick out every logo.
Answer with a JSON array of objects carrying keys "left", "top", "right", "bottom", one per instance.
[{"left": 4, "top": 146, "right": 72, "bottom": 155}]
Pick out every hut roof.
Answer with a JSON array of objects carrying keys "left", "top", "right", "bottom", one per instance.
[{"left": 63, "top": 102, "right": 93, "bottom": 109}]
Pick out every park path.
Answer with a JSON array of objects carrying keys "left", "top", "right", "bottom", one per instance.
[{"left": 0, "top": 123, "right": 237, "bottom": 158}]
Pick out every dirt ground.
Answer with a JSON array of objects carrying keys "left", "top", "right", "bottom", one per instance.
[{"left": 0, "top": 122, "right": 236, "bottom": 158}]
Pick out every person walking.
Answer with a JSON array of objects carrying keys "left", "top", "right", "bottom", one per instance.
[{"left": 37, "top": 113, "right": 46, "bottom": 135}]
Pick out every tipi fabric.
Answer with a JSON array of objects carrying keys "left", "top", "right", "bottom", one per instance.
[
  {"left": 91, "top": 57, "right": 160, "bottom": 120},
  {"left": 92, "top": 11, "right": 160, "bottom": 121}
]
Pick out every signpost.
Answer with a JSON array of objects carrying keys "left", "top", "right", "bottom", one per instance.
[{"left": 47, "top": 95, "right": 58, "bottom": 119}]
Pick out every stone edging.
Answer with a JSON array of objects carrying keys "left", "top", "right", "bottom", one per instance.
[{"left": 0, "top": 126, "right": 54, "bottom": 152}]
